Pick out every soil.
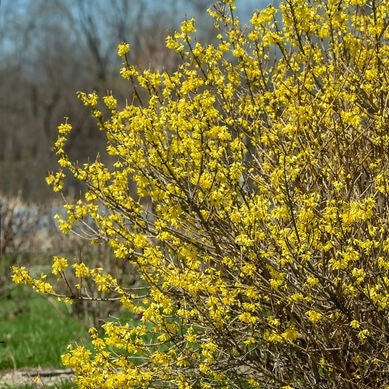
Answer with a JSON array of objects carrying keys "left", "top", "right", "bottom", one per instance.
[{"left": 0, "top": 367, "right": 74, "bottom": 388}]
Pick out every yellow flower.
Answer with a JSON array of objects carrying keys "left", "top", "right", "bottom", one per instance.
[
  {"left": 357, "top": 329, "right": 370, "bottom": 340},
  {"left": 52, "top": 256, "right": 68, "bottom": 275},
  {"left": 180, "top": 18, "right": 196, "bottom": 34},
  {"left": 282, "top": 325, "right": 299, "bottom": 342},
  {"left": 306, "top": 310, "right": 323, "bottom": 323},
  {"left": 117, "top": 42, "right": 130, "bottom": 57},
  {"left": 350, "top": 320, "right": 360, "bottom": 329},
  {"left": 58, "top": 121, "right": 72, "bottom": 135},
  {"left": 11, "top": 266, "right": 32, "bottom": 285},
  {"left": 103, "top": 95, "right": 117, "bottom": 111},
  {"left": 73, "top": 263, "right": 90, "bottom": 278}
]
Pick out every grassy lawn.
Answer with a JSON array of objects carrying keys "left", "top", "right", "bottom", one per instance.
[{"left": 0, "top": 284, "right": 90, "bottom": 371}]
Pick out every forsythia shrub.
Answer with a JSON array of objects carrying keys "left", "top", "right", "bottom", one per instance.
[{"left": 12, "top": 0, "right": 389, "bottom": 387}]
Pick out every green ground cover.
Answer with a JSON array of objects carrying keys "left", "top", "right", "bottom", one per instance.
[{"left": 0, "top": 284, "right": 90, "bottom": 371}]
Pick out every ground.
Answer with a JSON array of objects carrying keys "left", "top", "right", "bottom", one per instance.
[{"left": 0, "top": 367, "right": 74, "bottom": 388}]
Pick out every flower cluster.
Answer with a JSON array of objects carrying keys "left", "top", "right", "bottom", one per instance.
[{"left": 14, "top": 0, "right": 389, "bottom": 387}]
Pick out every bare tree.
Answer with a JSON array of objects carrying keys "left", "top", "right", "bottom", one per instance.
[{"left": 0, "top": 0, "right": 215, "bottom": 201}]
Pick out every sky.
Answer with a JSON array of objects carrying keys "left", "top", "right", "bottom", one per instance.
[{"left": 0, "top": 0, "right": 270, "bottom": 55}]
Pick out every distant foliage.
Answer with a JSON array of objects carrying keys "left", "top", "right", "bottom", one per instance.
[{"left": 13, "top": 0, "right": 389, "bottom": 387}]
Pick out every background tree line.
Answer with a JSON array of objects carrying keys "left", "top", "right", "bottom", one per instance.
[{"left": 0, "top": 0, "right": 223, "bottom": 201}]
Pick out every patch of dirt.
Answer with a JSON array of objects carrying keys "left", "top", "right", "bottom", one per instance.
[{"left": 0, "top": 367, "right": 74, "bottom": 388}]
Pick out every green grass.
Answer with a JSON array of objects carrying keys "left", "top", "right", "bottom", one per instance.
[{"left": 0, "top": 284, "right": 90, "bottom": 371}]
